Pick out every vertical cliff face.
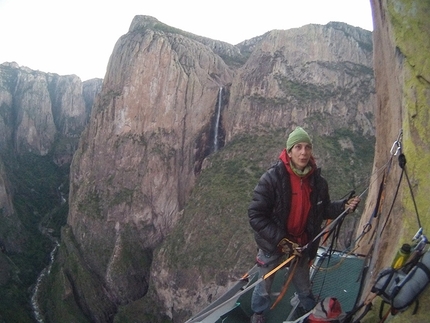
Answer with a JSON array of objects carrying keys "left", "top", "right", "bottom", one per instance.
[
  {"left": 0, "top": 62, "right": 102, "bottom": 163},
  {"left": 1, "top": 63, "right": 57, "bottom": 156},
  {"left": 48, "top": 16, "right": 376, "bottom": 322},
  {"left": 0, "top": 62, "right": 102, "bottom": 321},
  {"left": 0, "top": 157, "right": 23, "bottom": 253},
  {"left": 63, "top": 15, "right": 235, "bottom": 313},
  {"left": 0, "top": 64, "right": 102, "bottom": 251},
  {"left": 356, "top": 1, "right": 430, "bottom": 322},
  {"left": 226, "top": 22, "right": 375, "bottom": 138},
  {"left": 0, "top": 61, "right": 102, "bottom": 256}
]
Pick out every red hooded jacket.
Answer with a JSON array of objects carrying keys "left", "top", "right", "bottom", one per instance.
[{"left": 248, "top": 149, "right": 346, "bottom": 257}]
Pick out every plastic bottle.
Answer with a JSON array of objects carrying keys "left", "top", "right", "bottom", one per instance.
[{"left": 391, "top": 243, "right": 411, "bottom": 269}]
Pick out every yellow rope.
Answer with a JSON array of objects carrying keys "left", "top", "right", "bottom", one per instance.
[{"left": 263, "top": 254, "right": 296, "bottom": 280}]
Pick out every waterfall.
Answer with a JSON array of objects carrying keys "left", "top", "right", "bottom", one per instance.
[
  {"left": 214, "top": 87, "right": 222, "bottom": 152},
  {"left": 31, "top": 240, "right": 59, "bottom": 323},
  {"left": 31, "top": 184, "right": 64, "bottom": 323}
]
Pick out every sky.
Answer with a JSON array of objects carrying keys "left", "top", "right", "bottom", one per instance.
[{"left": 0, "top": 0, "right": 373, "bottom": 81}]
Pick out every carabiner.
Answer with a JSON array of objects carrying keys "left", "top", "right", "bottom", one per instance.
[
  {"left": 390, "top": 129, "right": 403, "bottom": 156},
  {"left": 390, "top": 140, "right": 401, "bottom": 156},
  {"left": 363, "top": 222, "right": 372, "bottom": 234},
  {"left": 412, "top": 227, "right": 423, "bottom": 241}
]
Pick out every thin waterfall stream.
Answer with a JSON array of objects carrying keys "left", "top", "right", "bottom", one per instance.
[
  {"left": 213, "top": 87, "right": 222, "bottom": 152},
  {"left": 31, "top": 184, "right": 65, "bottom": 323},
  {"left": 31, "top": 239, "right": 59, "bottom": 323}
]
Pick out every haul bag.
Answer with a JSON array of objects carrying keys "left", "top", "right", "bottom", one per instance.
[
  {"left": 371, "top": 249, "right": 430, "bottom": 313},
  {"left": 371, "top": 267, "right": 405, "bottom": 304},
  {"left": 391, "top": 250, "right": 430, "bottom": 311}
]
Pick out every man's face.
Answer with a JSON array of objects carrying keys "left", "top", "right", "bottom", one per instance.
[{"left": 287, "top": 142, "right": 312, "bottom": 170}]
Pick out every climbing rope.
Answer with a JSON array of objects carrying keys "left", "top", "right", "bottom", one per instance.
[
  {"left": 344, "top": 129, "right": 430, "bottom": 323},
  {"left": 400, "top": 153, "right": 422, "bottom": 229}
]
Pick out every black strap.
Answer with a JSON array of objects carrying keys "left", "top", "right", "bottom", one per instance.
[
  {"left": 412, "top": 299, "right": 419, "bottom": 315},
  {"left": 399, "top": 153, "right": 422, "bottom": 228},
  {"left": 379, "top": 300, "right": 388, "bottom": 319},
  {"left": 379, "top": 167, "right": 403, "bottom": 236},
  {"left": 320, "top": 299, "right": 329, "bottom": 317}
]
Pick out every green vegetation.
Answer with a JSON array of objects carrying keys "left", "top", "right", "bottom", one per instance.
[
  {"left": 0, "top": 64, "right": 19, "bottom": 92},
  {"left": 162, "top": 128, "right": 374, "bottom": 283},
  {"left": 249, "top": 93, "right": 290, "bottom": 107},
  {"left": 144, "top": 20, "right": 248, "bottom": 68},
  {"left": 109, "top": 188, "right": 134, "bottom": 207},
  {"left": 77, "top": 190, "right": 103, "bottom": 218},
  {"left": 41, "top": 226, "right": 103, "bottom": 323},
  {"left": 163, "top": 131, "right": 284, "bottom": 278},
  {"left": 153, "top": 22, "right": 185, "bottom": 36},
  {"left": 219, "top": 53, "right": 249, "bottom": 68},
  {"left": 0, "top": 152, "right": 69, "bottom": 323},
  {"left": 313, "top": 128, "right": 375, "bottom": 198},
  {"left": 326, "top": 22, "right": 373, "bottom": 52},
  {"left": 389, "top": 0, "right": 430, "bottom": 276},
  {"left": 275, "top": 74, "right": 337, "bottom": 103},
  {"left": 39, "top": 255, "right": 91, "bottom": 323},
  {"left": 114, "top": 295, "right": 171, "bottom": 323}
]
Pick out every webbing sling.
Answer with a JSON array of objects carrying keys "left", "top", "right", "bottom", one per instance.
[{"left": 271, "top": 256, "right": 299, "bottom": 309}]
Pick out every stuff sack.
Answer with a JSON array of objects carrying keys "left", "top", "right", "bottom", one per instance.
[
  {"left": 371, "top": 249, "right": 430, "bottom": 313},
  {"left": 307, "top": 297, "right": 346, "bottom": 323},
  {"left": 371, "top": 267, "right": 405, "bottom": 304},
  {"left": 391, "top": 249, "right": 430, "bottom": 311}
]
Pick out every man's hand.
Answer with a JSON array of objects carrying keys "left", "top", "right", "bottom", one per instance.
[
  {"left": 277, "top": 238, "right": 301, "bottom": 256},
  {"left": 346, "top": 196, "right": 361, "bottom": 213}
]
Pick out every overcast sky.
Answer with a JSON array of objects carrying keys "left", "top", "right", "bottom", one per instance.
[{"left": 0, "top": 0, "right": 373, "bottom": 81}]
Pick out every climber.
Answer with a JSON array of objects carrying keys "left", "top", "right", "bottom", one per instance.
[{"left": 248, "top": 126, "right": 361, "bottom": 323}]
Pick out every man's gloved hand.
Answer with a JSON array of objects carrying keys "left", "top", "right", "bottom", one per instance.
[
  {"left": 346, "top": 196, "right": 361, "bottom": 213},
  {"left": 277, "top": 238, "right": 301, "bottom": 256}
]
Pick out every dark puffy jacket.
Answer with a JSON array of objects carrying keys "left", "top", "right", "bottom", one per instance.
[{"left": 248, "top": 160, "right": 346, "bottom": 258}]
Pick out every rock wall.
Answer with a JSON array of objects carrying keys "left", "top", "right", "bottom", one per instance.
[
  {"left": 64, "top": 16, "right": 236, "bottom": 313},
  {"left": 0, "top": 62, "right": 102, "bottom": 287},
  {"left": 356, "top": 1, "right": 430, "bottom": 322},
  {"left": 226, "top": 22, "right": 375, "bottom": 138},
  {"left": 0, "top": 62, "right": 102, "bottom": 163}
]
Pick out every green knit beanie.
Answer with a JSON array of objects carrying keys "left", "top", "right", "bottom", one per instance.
[{"left": 286, "top": 126, "right": 312, "bottom": 151}]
